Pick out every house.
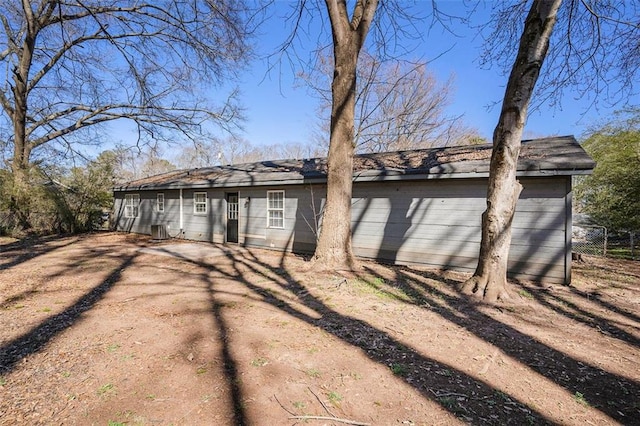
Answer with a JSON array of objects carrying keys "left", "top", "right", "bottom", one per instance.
[{"left": 113, "top": 136, "right": 595, "bottom": 284}]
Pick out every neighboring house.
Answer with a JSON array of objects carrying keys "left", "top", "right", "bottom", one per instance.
[{"left": 113, "top": 136, "right": 595, "bottom": 284}]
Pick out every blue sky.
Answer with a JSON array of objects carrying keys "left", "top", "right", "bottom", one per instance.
[
  {"left": 233, "top": 1, "right": 636, "bottom": 148},
  {"left": 111, "top": 1, "right": 636, "bottom": 151}
]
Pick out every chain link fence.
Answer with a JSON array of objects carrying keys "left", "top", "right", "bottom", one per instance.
[
  {"left": 607, "top": 231, "right": 638, "bottom": 260},
  {"left": 572, "top": 225, "right": 608, "bottom": 257}
]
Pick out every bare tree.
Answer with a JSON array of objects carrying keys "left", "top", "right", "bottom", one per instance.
[
  {"left": 221, "top": 136, "right": 261, "bottom": 164},
  {"left": 309, "top": 0, "right": 378, "bottom": 270},
  {"left": 354, "top": 59, "right": 479, "bottom": 151},
  {"left": 270, "top": 1, "right": 469, "bottom": 269},
  {"left": 274, "top": 141, "right": 325, "bottom": 160},
  {"left": 173, "top": 136, "right": 257, "bottom": 167},
  {"left": 110, "top": 145, "right": 141, "bottom": 184},
  {"left": 482, "top": 0, "right": 640, "bottom": 112},
  {"left": 139, "top": 155, "right": 176, "bottom": 179},
  {"left": 462, "top": 0, "right": 639, "bottom": 302},
  {"left": 0, "top": 0, "right": 256, "bottom": 225},
  {"left": 305, "top": 50, "right": 481, "bottom": 153},
  {"left": 221, "top": 139, "right": 324, "bottom": 164},
  {"left": 171, "top": 136, "right": 323, "bottom": 169},
  {"left": 460, "top": 0, "right": 562, "bottom": 302},
  {"left": 174, "top": 139, "right": 225, "bottom": 169}
]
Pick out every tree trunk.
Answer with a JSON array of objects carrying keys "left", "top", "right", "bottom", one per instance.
[
  {"left": 10, "top": 107, "right": 33, "bottom": 231},
  {"left": 312, "top": 0, "right": 378, "bottom": 270},
  {"left": 313, "top": 42, "right": 359, "bottom": 269},
  {"left": 6, "top": 1, "right": 39, "bottom": 230},
  {"left": 460, "top": 0, "right": 562, "bottom": 302}
]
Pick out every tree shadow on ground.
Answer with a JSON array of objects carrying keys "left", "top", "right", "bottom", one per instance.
[
  {"left": 571, "top": 260, "right": 640, "bottom": 325},
  {"left": 0, "top": 234, "right": 79, "bottom": 271},
  {"left": 380, "top": 265, "right": 639, "bottom": 423},
  {"left": 178, "top": 247, "right": 554, "bottom": 424},
  {"left": 511, "top": 279, "right": 640, "bottom": 348},
  {"left": 576, "top": 259, "right": 640, "bottom": 281},
  {"left": 4, "top": 236, "right": 637, "bottom": 424},
  {"left": 0, "top": 253, "right": 136, "bottom": 374},
  {"left": 199, "top": 262, "right": 248, "bottom": 424}
]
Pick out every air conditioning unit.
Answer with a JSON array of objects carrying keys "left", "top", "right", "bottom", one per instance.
[{"left": 151, "top": 224, "right": 169, "bottom": 240}]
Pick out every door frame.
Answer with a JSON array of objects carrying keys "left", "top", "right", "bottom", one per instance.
[{"left": 225, "top": 192, "right": 239, "bottom": 243}]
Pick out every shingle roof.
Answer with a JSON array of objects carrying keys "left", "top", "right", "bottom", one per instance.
[{"left": 114, "top": 136, "right": 595, "bottom": 191}]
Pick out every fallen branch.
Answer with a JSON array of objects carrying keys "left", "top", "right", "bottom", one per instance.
[
  {"left": 273, "top": 394, "right": 295, "bottom": 415},
  {"left": 307, "top": 386, "right": 335, "bottom": 417},
  {"left": 429, "top": 389, "right": 469, "bottom": 399},
  {"left": 288, "top": 415, "right": 370, "bottom": 426}
]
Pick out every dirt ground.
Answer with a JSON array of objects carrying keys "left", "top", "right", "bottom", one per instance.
[{"left": 0, "top": 232, "right": 638, "bottom": 426}]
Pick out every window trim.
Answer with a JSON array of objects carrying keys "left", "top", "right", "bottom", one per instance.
[
  {"left": 124, "top": 194, "right": 140, "bottom": 218},
  {"left": 267, "top": 190, "right": 285, "bottom": 229},
  {"left": 193, "top": 191, "right": 208, "bottom": 215},
  {"left": 156, "top": 193, "right": 165, "bottom": 213}
]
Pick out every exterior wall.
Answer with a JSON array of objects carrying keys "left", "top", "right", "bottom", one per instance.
[
  {"left": 350, "top": 177, "right": 571, "bottom": 283},
  {"left": 180, "top": 188, "right": 225, "bottom": 242},
  {"left": 113, "top": 175, "right": 571, "bottom": 283},
  {"left": 239, "top": 185, "right": 321, "bottom": 253},
  {"left": 114, "top": 189, "right": 181, "bottom": 236}
]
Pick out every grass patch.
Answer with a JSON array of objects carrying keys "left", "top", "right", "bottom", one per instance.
[
  {"left": 97, "top": 383, "right": 115, "bottom": 396},
  {"left": 436, "top": 368, "right": 452, "bottom": 377},
  {"left": 251, "top": 357, "right": 268, "bottom": 367},
  {"left": 438, "top": 396, "right": 457, "bottom": 409},
  {"left": 573, "top": 391, "right": 590, "bottom": 407},
  {"left": 495, "top": 390, "right": 510, "bottom": 401},
  {"left": 606, "top": 247, "right": 638, "bottom": 260},
  {"left": 517, "top": 289, "right": 534, "bottom": 299},
  {"left": 390, "top": 363, "right": 408, "bottom": 377},
  {"left": 350, "top": 372, "right": 363, "bottom": 380},
  {"left": 306, "top": 368, "right": 321, "bottom": 378},
  {"left": 327, "top": 391, "right": 342, "bottom": 406},
  {"left": 107, "top": 344, "right": 120, "bottom": 353},
  {"left": 354, "top": 277, "right": 412, "bottom": 302},
  {"left": 437, "top": 396, "right": 466, "bottom": 416},
  {"left": 0, "top": 377, "right": 6, "bottom": 386}
]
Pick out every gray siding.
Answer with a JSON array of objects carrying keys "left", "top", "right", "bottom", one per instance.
[
  {"left": 114, "top": 176, "right": 571, "bottom": 283},
  {"left": 114, "top": 189, "right": 181, "bottom": 236},
  {"left": 239, "top": 186, "right": 321, "bottom": 253},
  {"left": 181, "top": 188, "right": 224, "bottom": 242},
  {"left": 350, "top": 177, "right": 569, "bottom": 283}
]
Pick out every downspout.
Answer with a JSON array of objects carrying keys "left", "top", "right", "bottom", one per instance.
[{"left": 179, "top": 188, "right": 184, "bottom": 237}]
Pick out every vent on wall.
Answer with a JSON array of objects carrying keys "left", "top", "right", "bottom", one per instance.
[{"left": 151, "top": 224, "right": 169, "bottom": 240}]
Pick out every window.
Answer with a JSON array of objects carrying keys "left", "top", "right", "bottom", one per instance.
[
  {"left": 156, "top": 193, "right": 164, "bottom": 213},
  {"left": 194, "top": 192, "right": 207, "bottom": 214},
  {"left": 124, "top": 194, "right": 140, "bottom": 218},
  {"left": 267, "top": 190, "right": 284, "bottom": 228},
  {"left": 227, "top": 194, "right": 238, "bottom": 220}
]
